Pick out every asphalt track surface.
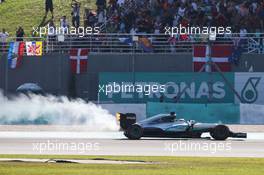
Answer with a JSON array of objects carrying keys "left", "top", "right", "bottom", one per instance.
[{"left": 0, "top": 126, "right": 263, "bottom": 157}]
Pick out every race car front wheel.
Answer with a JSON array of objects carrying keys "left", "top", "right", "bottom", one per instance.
[
  {"left": 210, "top": 125, "right": 230, "bottom": 140},
  {"left": 126, "top": 124, "right": 143, "bottom": 140}
]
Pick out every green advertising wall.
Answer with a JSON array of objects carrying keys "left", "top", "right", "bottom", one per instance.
[
  {"left": 99, "top": 72, "right": 235, "bottom": 103},
  {"left": 98, "top": 72, "right": 264, "bottom": 124},
  {"left": 146, "top": 102, "right": 240, "bottom": 124}
]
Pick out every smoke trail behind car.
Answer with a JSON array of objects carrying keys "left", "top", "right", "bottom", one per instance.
[{"left": 0, "top": 91, "right": 119, "bottom": 131}]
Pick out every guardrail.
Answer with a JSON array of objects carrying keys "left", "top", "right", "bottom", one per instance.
[{"left": 0, "top": 33, "right": 264, "bottom": 54}]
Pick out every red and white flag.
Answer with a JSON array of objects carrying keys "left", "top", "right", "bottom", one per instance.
[
  {"left": 70, "top": 48, "right": 89, "bottom": 74},
  {"left": 8, "top": 42, "right": 25, "bottom": 69},
  {"left": 193, "top": 45, "right": 232, "bottom": 72}
]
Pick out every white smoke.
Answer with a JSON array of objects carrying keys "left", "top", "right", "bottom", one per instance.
[{"left": 0, "top": 91, "right": 119, "bottom": 131}]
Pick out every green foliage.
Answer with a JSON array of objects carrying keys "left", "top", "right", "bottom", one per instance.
[{"left": 0, "top": 155, "right": 264, "bottom": 175}]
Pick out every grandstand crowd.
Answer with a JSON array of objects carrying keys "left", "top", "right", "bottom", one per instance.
[
  {"left": 99, "top": 0, "right": 264, "bottom": 34},
  {"left": 1, "top": 0, "right": 264, "bottom": 53},
  {"left": 64, "top": 0, "right": 264, "bottom": 35},
  {"left": 1, "top": 0, "right": 264, "bottom": 35}
]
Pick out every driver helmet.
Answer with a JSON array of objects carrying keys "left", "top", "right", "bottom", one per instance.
[{"left": 170, "top": 112, "right": 176, "bottom": 116}]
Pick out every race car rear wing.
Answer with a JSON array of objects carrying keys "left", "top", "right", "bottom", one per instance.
[{"left": 116, "top": 113, "right": 136, "bottom": 130}]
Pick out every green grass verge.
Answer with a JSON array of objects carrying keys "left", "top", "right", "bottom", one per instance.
[
  {"left": 0, "top": 155, "right": 264, "bottom": 175},
  {"left": 0, "top": 0, "right": 96, "bottom": 37}
]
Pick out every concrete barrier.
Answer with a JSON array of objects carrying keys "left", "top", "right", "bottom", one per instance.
[
  {"left": 146, "top": 102, "right": 264, "bottom": 124},
  {"left": 1, "top": 53, "right": 264, "bottom": 101},
  {"left": 240, "top": 104, "right": 264, "bottom": 124}
]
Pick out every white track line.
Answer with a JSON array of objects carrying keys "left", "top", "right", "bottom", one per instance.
[{"left": 0, "top": 132, "right": 263, "bottom": 140}]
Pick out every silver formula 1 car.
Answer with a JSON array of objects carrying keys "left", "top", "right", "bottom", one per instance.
[{"left": 117, "top": 112, "right": 247, "bottom": 140}]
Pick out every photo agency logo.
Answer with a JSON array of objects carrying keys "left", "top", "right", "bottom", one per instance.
[
  {"left": 32, "top": 25, "right": 100, "bottom": 38},
  {"left": 99, "top": 82, "right": 166, "bottom": 96},
  {"left": 164, "top": 141, "right": 232, "bottom": 154},
  {"left": 164, "top": 24, "right": 232, "bottom": 38},
  {"left": 32, "top": 140, "right": 100, "bottom": 153},
  {"left": 99, "top": 80, "right": 227, "bottom": 100}
]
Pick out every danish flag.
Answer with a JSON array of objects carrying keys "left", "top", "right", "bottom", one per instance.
[
  {"left": 69, "top": 48, "right": 89, "bottom": 74},
  {"left": 193, "top": 45, "right": 232, "bottom": 72}
]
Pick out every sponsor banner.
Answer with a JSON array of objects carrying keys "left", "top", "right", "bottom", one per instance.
[
  {"left": 99, "top": 72, "right": 234, "bottom": 103},
  {"left": 235, "top": 73, "right": 264, "bottom": 104},
  {"left": 146, "top": 102, "right": 240, "bottom": 124}
]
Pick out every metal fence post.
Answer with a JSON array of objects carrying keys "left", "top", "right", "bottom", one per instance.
[{"left": 5, "top": 52, "right": 8, "bottom": 96}]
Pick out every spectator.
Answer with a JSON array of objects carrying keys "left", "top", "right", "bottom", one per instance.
[
  {"left": 0, "top": 28, "right": 9, "bottom": 53},
  {"left": 60, "top": 16, "right": 69, "bottom": 34},
  {"left": 117, "top": 0, "right": 125, "bottom": 6},
  {"left": 97, "top": 10, "right": 105, "bottom": 25},
  {"left": 84, "top": 8, "right": 96, "bottom": 28},
  {"left": 96, "top": 0, "right": 106, "bottom": 11},
  {"left": 130, "top": 24, "right": 138, "bottom": 34},
  {"left": 47, "top": 20, "right": 56, "bottom": 52},
  {"left": 257, "top": 2, "right": 264, "bottom": 31},
  {"left": 240, "top": 25, "right": 248, "bottom": 38},
  {"left": 16, "top": 26, "right": 25, "bottom": 41},
  {"left": 45, "top": 0, "right": 54, "bottom": 19},
  {"left": 71, "top": 0, "right": 81, "bottom": 28},
  {"left": 48, "top": 20, "right": 56, "bottom": 35},
  {"left": 178, "top": 4, "right": 186, "bottom": 17}
]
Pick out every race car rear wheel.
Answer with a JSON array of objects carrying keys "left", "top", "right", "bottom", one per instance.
[
  {"left": 210, "top": 125, "right": 230, "bottom": 140},
  {"left": 126, "top": 124, "right": 143, "bottom": 140},
  {"left": 191, "top": 132, "right": 202, "bottom": 138}
]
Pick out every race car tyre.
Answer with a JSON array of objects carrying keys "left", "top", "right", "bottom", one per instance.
[
  {"left": 210, "top": 125, "right": 230, "bottom": 140},
  {"left": 126, "top": 124, "right": 143, "bottom": 140}
]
